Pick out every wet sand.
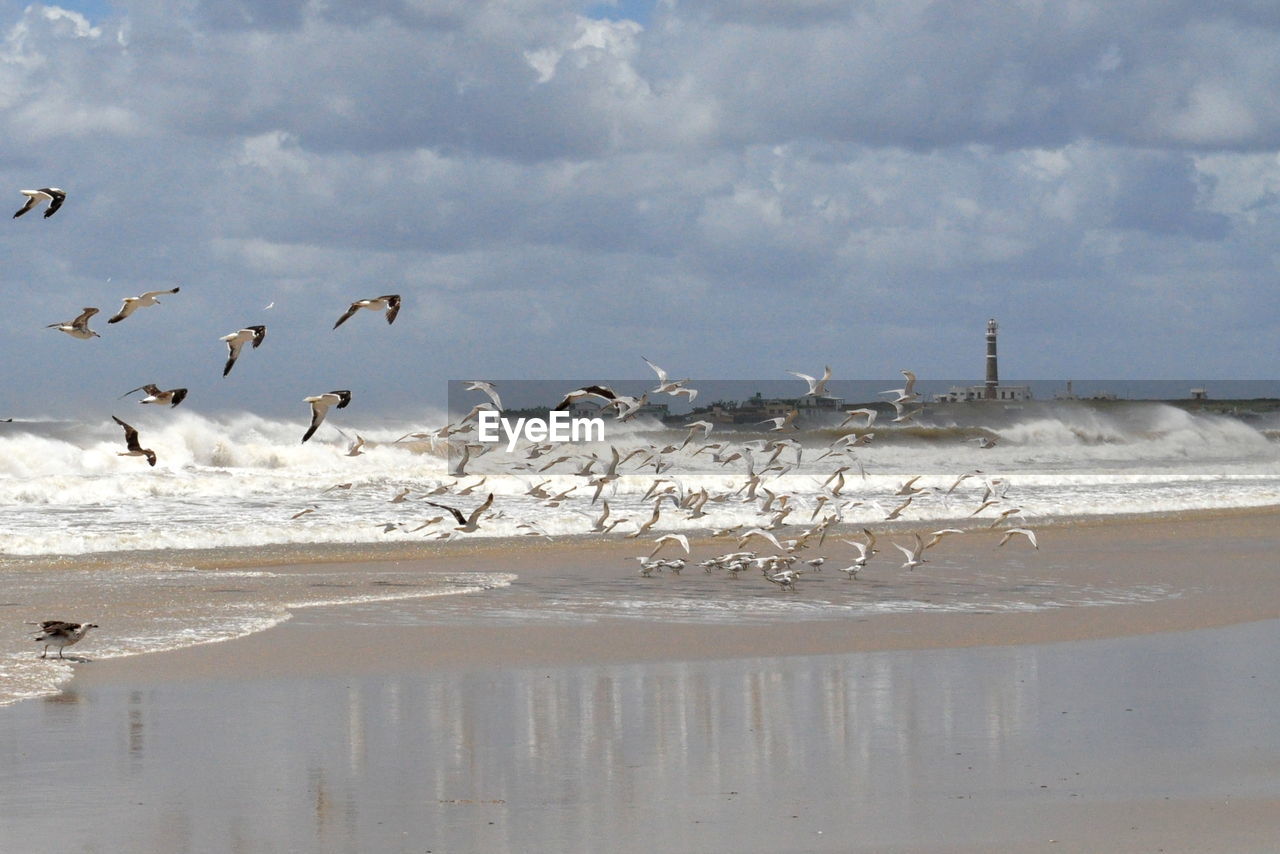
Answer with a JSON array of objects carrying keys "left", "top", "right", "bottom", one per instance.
[{"left": 3, "top": 510, "right": 1280, "bottom": 851}]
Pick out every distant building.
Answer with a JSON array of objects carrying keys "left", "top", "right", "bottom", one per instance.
[
  {"left": 569, "top": 400, "right": 669, "bottom": 421},
  {"left": 935, "top": 384, "right": 1033, "bottom": 403},
  {"left": 1190, "top": 388, "right": 1208, "bottom": 400},
  {"left": 706, "top": 392, "right": 845, "bottom": 424},
  {"left": 934, "top": 318, "right": 1033, "bottom": 403}
]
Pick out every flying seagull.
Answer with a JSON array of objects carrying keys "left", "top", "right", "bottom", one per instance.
[
  {"left": 30, "top": 621, "right": 97, "bottom": 659},
  {"left": 553, "top": 385, "right": 617, "bottom": 411},
  {"left": 787, "top": 365, "right": 832, "bottom": 397},
  {"left": 333, "top": 294, "right": 401, "bottom": 329},
  {"left": 112, "top": 415, "right": 156, "bottom": 466},
  {"left": 465, "top": 381, "right": 503, "bottom": 411},
  {"left": 302, "top": 390, "right": 353, "bottom": 443},
  {"left": 220, "top": 325, "right": 267, "bottom": 376},
  {"left": 121, "top": 384, "right": 188, "bottom": 408},
  {"left": 48, "top": 307, "right": 100, "bottom": 339},
  {"left": 998, "top": 527, "right": 1039, "bottom": 550},
  {"left": 13, "top": 188, "right": 66, "bottom": 218},
  {"left": 108, "top": 287, "right": 180, "bottom": 323},
  {"left": 424, "top": 493, "right": 494, "bottom": 533}
]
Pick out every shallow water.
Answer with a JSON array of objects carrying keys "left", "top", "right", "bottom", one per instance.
[{"left": 3, "top": 619, "right": 1277, "bottom": 852}]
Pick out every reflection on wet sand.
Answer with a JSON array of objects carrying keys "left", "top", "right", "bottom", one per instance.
[{"left": 4, "top": 619, "right": 1279, "bottom": 852}]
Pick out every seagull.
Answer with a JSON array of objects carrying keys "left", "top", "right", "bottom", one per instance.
[
  {"left": 220, "top": 325, "right": 266, "bottom": 376},
  {"left": 647, "top": 533, "right": 691, "bottom": 560},
  {"left": 923, "top": 528, "right": 965, "bottom": 550},
  {"left": 643, "top": 357, "right": 693, "bottom": 396},
  {"left": 301, "top": 390, "right": 353, "bottom": 443},
  {"left": 465, "top": 381, "right": 503, "bottom": 411},
  {"left": 13, "top": 188, "right": 66, "bottom": 218},
  {"left": 30, "top": 621, "right": 97, "bottom": 659},
  {"left": 998, "top": 528, "right": 1039, "bottom": 550},
  {"left": 882, "top": 369, "right": 919, "bottom": 402},
  {"left": 553, "top": 385, "right": 617, "bottom": 411},
  {"left": 837, "top": 408, "right": 878, "bottom": 429},
  {"left": 424, "top": 493, "right": 494, "bottom": 533},
  {"left": 121, "top": 384, "right": 188, "bottom": 408},
  {"left": 345, "top": 434, "right": 366, "bottom": 456},
  {"left": 737, "top": 527, "right": 786, "bottom": 552},
  {"left": 108, "top": 287, "right": 180, "bottom": 323},
  {"left": 333, "top": 294, "right": 401, "bottom": 329},
  {"left": 787, "top": 366, "right": 832, "bottom": 397},
  {"left": 112, "top": 415, "right": 156, "bottom": 466},
  {"left": 48, "top": 307, "right": 100, "bottom": 339},
  {"left": 758, "top": 409, "right": 799, "bottom": 432},
  {"left": 893, "top": 533, "right": 927, "bottom": 570}
]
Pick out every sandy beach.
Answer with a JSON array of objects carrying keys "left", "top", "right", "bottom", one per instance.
[{"left": 3, "top": 509, "right": 1280, "bottom": 852}]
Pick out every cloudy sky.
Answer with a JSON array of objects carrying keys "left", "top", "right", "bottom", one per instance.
[{"left": 2, "top": 0, "right": 1278, "bottom": 418}]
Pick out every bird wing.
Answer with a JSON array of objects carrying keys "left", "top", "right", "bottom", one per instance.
[
  {"left": 44, "top": 189, "right": 65, "bottom": 216},
  {"left": 642, "top": 357, "right": 668, "bottom": 385},
  {"left": 333, "top": 303, "right": 360, "bottom": 328},
  {"left": 382, "top": 294, "right": 401, "bottom": 324},
  {"left": 108, "top": 298, "right": 137, "bottom": 323},
  {"left": 302, "top": 400, "right": 330, "bottom": 443},
  {"left": 223, "top": 337, "right": 245, "bottom": 376},
  {"left": 73, "top": 307, "right": 99, "bottom": 327},
  {"left": 466, "top": 493, "right": 495, "bottom": 526},
  {"left": 12, "top": 194, "right": 38, "bottom": 217},
  {"left": 112, "top": 415, "right": 143, "bottom": 451},
  {"left": 424, "top": 501, "right": 467, "bottom": 526}
]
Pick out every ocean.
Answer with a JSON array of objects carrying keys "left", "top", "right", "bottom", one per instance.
[{"left": 2, "top": 399, "right": 1278, "bottom": 704}]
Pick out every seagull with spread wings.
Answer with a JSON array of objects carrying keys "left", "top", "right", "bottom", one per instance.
[
  {"left": 13, "top": 187, "right": 66, "bottom": 218},
  {"left": 108, "top": 287, "right": 180, "bottom": 323},
  {"left": 333, "top": 294, "right": 401, "bottom": 329},
  {"left": 112, "top": 415, "right": 157, "bottom": 466},
  {"left": 48, "top": 307, "right": 100, "bottom": 339},
  {"left": 220, "top": 325, "right": 267, "bottom": 376},
  {"left": 424, "top": 493, "right": 494, "bottom": 533},
  {"left": 302, "top": 390, "right": 353, "bottom": 443}
]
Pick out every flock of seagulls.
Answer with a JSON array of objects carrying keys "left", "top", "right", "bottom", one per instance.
[
  {"left": 23, "top": 187, "right": 415, "bottom": 657},
  {"left": 29, "top": 187, "right": 408, "bottom": 462},
  {"left": 21, "top": 187, "right": 1042, "bottom": 658},
  {"left": 307, "top": 362, "right": 1045, "bottom": 605}
]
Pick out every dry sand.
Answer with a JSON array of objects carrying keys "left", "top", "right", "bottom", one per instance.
[{"left": 2, "top": 509, "right": 1279, "bottom": 852}]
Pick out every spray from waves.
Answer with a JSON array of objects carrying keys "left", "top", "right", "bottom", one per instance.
[{"left": 1, "top": 403, "right": 1278, "bottom": 556}]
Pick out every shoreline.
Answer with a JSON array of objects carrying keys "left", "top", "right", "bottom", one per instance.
[
  {"left": 4, "top": 506, "right": 1279, "bottom": 852},
  {"left": 56, "top": 504, "right": 1280, "bottom": 685}
]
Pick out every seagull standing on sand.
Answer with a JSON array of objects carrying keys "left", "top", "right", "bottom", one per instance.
[
  {"left": 301, "top": 390, "right": 353, "bottom": 443},
  {"left": 30, "top": 621, "right": 97, "bottom": 659},
  {"left": 108, "top": 287, "right": 180, "bottom": 323},
  {"left": 333, "top": 294, "right": 402, "bottom": 329},
  {"left": 220, "top": 325, "right": 266, "bottom": 376},
  {"left": 121, "top": 384, "right": 188, "bottom": 408},
  {"left": 48, "top": 307, "right": 100, "bottom": 339},
  {"left": 13, "top": 188, "right": 66, "bottom": 218},
  {"left": 112, "top": 415, "right": 157, "bottom": 466}
]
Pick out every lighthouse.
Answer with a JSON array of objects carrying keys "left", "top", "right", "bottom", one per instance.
[{"left": 984, "top": 318, "right": 999, "bottom": 400}]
